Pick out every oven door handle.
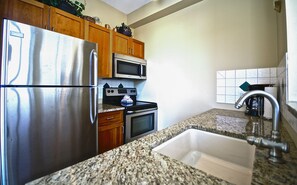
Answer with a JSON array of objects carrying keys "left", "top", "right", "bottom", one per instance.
[{"left": 126, "top": 108, "right": 157, "bottom": 114}]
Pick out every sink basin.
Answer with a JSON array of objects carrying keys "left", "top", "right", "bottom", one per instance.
[{"left": 153, "top": 129, "right": 256, "bottom": 185}]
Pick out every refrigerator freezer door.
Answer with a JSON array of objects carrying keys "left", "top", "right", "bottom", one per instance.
[
  {"left": 0, "top": 87, "right": 98, "bottom": 184},
  {"left": 1, "top": 19, "right": 97, "bottom": 87}
]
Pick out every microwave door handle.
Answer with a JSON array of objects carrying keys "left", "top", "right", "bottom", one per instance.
[
  {"left": 138, "top": 64, "right": 142, "bottom": 77},
  {"left": 142, "top": 65, "right": 146, "bottom": 77}
]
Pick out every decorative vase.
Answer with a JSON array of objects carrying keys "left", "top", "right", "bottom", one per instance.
[{"left": 58, "top": 0, "right": 77, "bottom": 16}]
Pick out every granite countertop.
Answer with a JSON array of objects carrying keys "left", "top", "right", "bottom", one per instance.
[
  {"left": 98, "top": 103, "right": 125, "bottom": 113},
  {"left": 28, "top": 109, "right": 297, "bottom": 184}
]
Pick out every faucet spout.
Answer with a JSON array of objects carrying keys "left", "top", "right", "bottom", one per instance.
[
  {"left": 235, "top": 90, "right": 280, "bottom": 132},
  {"left": 235, "top": 90, "right": 289, "bottom": 163}
]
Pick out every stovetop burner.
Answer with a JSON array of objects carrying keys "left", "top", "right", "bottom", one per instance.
[{"left": 102, "top": 87, "right": 157, "bottom": 111}]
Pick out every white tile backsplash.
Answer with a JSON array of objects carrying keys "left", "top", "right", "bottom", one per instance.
[
  {"left": 258, "top": 77, "right": 270, "bottom": 84},
  {"left": 226, "top": 95, "right": 236, "bottom": 104},
  {"left": 217, "top": 87, "right": 225, "bottom": 95},
  {"left": 217, "top": 79, "right": 226, "bottom": 87},
  {"left": 246, "top": 69, "right": 258, "bottom": 78},
  {"left": 271, "top": 77, "right": 277, "bottom": 84},
  {"left": 226, "top": 79, "right": 235, "bottom": 87},
  {"left": 236, "top": 70, "right": 246, "bottom": 78},
  {"left": 226, "top": 87, "right": 235, "bottom": 95},
  {"left": 246, "top": 78, "right": 257, "bottom": 84},
  {"left": 236, "top": 78, "right": 246, "bottom": 86},
  {"left": 217, "top": 71, "right": 226, "bottom": 79},
  {"left": 216, "top": 67, "right": 278, "bottom": 104},
  {"left": 258, "top": 68, "right": 270, "bottom": 78},
  {"left": 216, "top": 95, "right": 225, "bottom": 103},
  {"left": 271, "top": 67, "right": 277, "bottom": 77},
  {"left": 235, "top": 88, "right": 245, "bottom": 96},
  {"left": 278, "top": 53, "right": 297, "bottom": 137},
  {"left": 226, "top": 70, "right": 235, "bottom": 78}
]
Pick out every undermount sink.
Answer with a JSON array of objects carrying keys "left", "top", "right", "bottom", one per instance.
[{"left": 153, "top": 129, "right": 256, "bottom": 185}]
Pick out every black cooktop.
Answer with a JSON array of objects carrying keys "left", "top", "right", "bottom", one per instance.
[
  {"left": 124, "top": 101, "right": 157, "bottom": 111},
  {"left": 103, "top": 87, "right": 157, "bottom": 112}
]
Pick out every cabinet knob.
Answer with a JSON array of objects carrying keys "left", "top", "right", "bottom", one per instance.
[{"left": 106, "top": 117, "right": 114, "bottom": 120}]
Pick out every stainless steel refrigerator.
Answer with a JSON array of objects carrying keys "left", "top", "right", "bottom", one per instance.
[{"left": 0, "top": 19, "right": 98, "bottom": 184}]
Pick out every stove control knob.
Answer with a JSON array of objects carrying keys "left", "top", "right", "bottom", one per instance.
[
  {"left": 107, "top": 90, "right": 110, "bottom": 93},
  {"left": 111, "top": 90, "right": 114, "bottom": 93}
]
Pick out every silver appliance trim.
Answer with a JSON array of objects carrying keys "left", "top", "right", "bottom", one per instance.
[
  {"left": 104, "top": 88, "right": 137, "bottom": 97},
  {"left": 89, "top": 49, "right": 98, "bottom": 86},
  {"left": 1, "top": 19, "right": 99, "bottom": 184},
  {"left": 114, "top": 53, "right": 147, "bottom": 64},
  {"left": 1, "top": 19, "right": 98, "bottom": 87},
  {"left": 113, "top": 53, "right": 147, "bottom": 80},
  {"left": 0, "top": 89, "right": 8, "bottom": 184},
  {"left": 126, "top": 108, "right": 157, "bottom": 114},
  {"left": 125, "top": 109, "right": 158, "bottom": 143}
]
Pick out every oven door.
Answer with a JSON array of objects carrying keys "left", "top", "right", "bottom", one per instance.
[{"left": 125, "top": 108, "right": 157, "bottom": 143}]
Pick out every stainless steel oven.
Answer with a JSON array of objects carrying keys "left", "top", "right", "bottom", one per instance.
[
  {"left": 125, "top": 107, "right": 158, "bottom": 143},
  {"left": 103, "top": 87, "right": 158, "bottom": 143}
]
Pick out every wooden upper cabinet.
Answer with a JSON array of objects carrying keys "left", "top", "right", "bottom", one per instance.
[
  {"left": 1, "top": 0, "right": 10, "bottom": 19},
  {"left": 131, "top": 39, "right": 144, "bottom": 59},
  {"left": 4, "top": 0, "right": 84, "bottom": 39},
  {"left": 7, "top": 0, "right": 50, "bottom": 29},
  {"left": 112, "top": 31, "right": 145, "bottom": 59},
  {"left": 112, "top": 32, "right": 130, "bottom": 55},
  {"left": 85, "top": 21, "right": 112, "bottom": 78},
  {"left": 50, "top": 7, "right": 84, "bottom": 39}
]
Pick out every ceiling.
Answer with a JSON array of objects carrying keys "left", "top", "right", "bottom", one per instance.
[{"left": 102, "top": 0, "right": 152, "bottom": 14}]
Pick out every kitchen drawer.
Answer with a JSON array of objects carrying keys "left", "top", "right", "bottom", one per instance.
[{"left": 98, "top": 110, "right": 123, "bottom": 125}]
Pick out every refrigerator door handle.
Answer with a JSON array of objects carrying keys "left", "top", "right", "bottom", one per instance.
[
  {"left": 89, "top": 49, "right": 98, "bottom": 125},
  {"left": 89, "top": 87, "right": 98, "bottom": 125},
  {"left": 89, "top": 49, "right": 98, "bottom": 86}
]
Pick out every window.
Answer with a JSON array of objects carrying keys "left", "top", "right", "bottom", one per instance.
[{"left": 286, "top": 0, "right": 297, "bottom": 112}]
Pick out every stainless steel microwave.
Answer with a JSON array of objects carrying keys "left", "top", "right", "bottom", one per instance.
[{"left": 113, "top": 53, "right": 147, "bottom": 80}]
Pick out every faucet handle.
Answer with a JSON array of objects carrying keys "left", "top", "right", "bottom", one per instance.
[
  {"left": 247, "top": 136, "right": 290, "bottom": 153},
  {"left": 280, "top": 142, "right": 290, "bottom": 153}
]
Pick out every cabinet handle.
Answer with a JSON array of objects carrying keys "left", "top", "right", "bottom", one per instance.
[
  {"left": 52, "top": 27, "right": 55, "bottom": 31},
  {"left": 122, "top": 126, "right": 124, "bottom": 134},
  {"left": 106, "top": 117, "right": 114, "bottom": 120},
  {"left": 45, "top": 25, "right": 48, "bottom": 30}
]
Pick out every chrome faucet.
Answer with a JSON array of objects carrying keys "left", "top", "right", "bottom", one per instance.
[{"left": 235, "top": 90, "right": 289, "bottom": 163}]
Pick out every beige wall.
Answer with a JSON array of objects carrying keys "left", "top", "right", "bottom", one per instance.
[
  {"left": 276, "top": 0, "right": 287, "bottom": 63},
  {"left": 84, "top": 0, "right": 127, "bottom": 29},
  {"left": 134, "top": 0, "right": 279, "bottom": 130}
]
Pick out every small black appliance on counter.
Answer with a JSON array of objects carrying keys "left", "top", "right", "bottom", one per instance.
[{"left": 245, "top": 84, "right": 273, "bottom": 116}]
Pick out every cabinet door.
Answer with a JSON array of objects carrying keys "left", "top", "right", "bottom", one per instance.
[
  {"left": 131, "top": 39, "right": 145, "bottom": 59},
  {"left": 98, "top": 122, "right": 123, "bottom": 154},
  {"left": 50, "top": 7, "right": 84, "bottom": 38},
  {"left": 86, "top": 22, "right": 112, "bottom": 78},
  {"left": 98, "top": 111, "right": 124, "bottom": 154},
  {"left": 7, "top": 0, "right": 49, "bottom": 29},
  {"left": 1, "top": 0, "right": 9, "bottom": 19},
  {"left": 112, "top": 32, "right": 130, "bottom": 55}
]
